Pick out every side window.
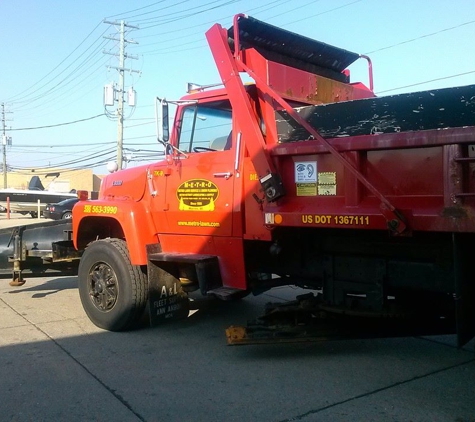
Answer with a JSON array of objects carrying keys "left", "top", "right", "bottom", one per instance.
[{"left": 178, "top": 102, "right": 232, "bottom": 153}]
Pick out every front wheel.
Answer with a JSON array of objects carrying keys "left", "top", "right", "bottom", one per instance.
[{"left": 78, "top": 238, "right": 148, "bottom": 331}]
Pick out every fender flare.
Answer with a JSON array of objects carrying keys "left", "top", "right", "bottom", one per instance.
[{"left": 73, "top": 200, "right": 157, "bottom": 265}]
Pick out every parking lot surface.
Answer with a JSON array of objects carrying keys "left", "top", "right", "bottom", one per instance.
[{"left": 0, "top": 269, "right": 474, "bottom": 421}]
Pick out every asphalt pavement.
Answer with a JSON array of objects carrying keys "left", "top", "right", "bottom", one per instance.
[
  {"left": 0, "top": 214, "right": 474, "bottom": 421},
  {"left": 0, "top": 212, "right": 51, "bottom": 229},
  {"left": 0, "top": 274, "right": 474, "bottom": 421}
]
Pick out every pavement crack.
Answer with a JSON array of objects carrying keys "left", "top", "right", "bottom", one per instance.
[
  {"left": 278, "top": 358, "right": 475, "bottom": 422},
  {"left": 0, "top": 296, "right": 146, "bottom": 422},
  {"left": 416, "top": 335, "right": 475, "bottom": 352}
]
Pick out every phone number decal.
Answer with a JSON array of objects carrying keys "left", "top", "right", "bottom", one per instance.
[
  {"left": 83, "top": 205, "right": 118, "bottom": 215},
  {"left": 302, "top": 214, "right": 370, "bottom": 225}
]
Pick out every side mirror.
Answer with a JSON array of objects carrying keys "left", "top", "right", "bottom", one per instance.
[{"left": 156, "top": 97, "right": 169, "bottom": 143}]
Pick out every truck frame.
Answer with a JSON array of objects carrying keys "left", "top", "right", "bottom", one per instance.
[{"left": 4, "top": 15, "right": 474, "bottom": 346}]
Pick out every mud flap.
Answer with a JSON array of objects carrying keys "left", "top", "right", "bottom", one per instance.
[
  {"left": 453, "top": 233, "right": 475, "bottom": 347},
  {"left": 147, "top": 248, "right": 190, "bottom": 326}
]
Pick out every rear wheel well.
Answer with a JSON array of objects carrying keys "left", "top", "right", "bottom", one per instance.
[{"left": 76, "top": 216, "right": 125, "bottom": 249}]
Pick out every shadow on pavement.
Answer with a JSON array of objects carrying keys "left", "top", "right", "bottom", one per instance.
[{"left": 6, "top": 276, "right": 77, "bottom": 297}]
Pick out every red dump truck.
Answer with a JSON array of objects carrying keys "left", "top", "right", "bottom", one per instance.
[{"left": 2, "top": 15, "right": 474, "bottom": 346}]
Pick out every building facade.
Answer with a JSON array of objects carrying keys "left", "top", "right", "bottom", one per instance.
[{"left": 2, "top": 168, "right": 103, "bottom": 198}]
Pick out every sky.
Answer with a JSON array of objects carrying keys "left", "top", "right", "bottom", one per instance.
[{"left": 0, "top": 0, "right": 474, "bottom": 177}]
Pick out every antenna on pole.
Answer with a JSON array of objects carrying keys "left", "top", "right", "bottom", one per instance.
[{"left": 103, "top": 20, "right": 140, "bottom": 171}]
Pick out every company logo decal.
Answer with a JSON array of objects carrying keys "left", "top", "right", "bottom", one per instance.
[{"left": 176, "top": 179, "right": 219, "bottom": 211}]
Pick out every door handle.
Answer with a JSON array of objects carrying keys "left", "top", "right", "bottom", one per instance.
[{"left": 213, "top": 172, "right": 232, "bottom": 180}]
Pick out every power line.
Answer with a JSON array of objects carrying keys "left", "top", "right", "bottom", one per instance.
[
  {"left": 143, "top": 43, "right": 207, "bottom": 55},
  {"left": 279, "top": 0, "right": 363, "bottom": 27},
  {"left": 365, "top": 19, "right": 475, "bottom": 55},
  {"left": 6, "top": 22, "right": 109, "bottom": 104},
  {"left": 14, "top": 63, "right": 110, "bottom": 120},
  {"left": 10, "top": 114, "right": 105, "bottom": 131},
  {"left": 118, "top": 0, "right": 191, "bottom": 22},
  {"left": 9, "top": 157, "right": 114, "bottom": 173},
  {"left": 139, "top": 0, "right": 241, "bottom": 29},
  {"left": 262, "top": 0, "right": 322, "bottom": 21},
  {"left": 8, "top": 149, "right": 113, "bottom": 169},
  {"left": 11, "top": 141, "right": 115, "bottom": 148},
  {"left": 106, "top": 1, "right": 168, "bottom": 19},
  {"left": 376, "top": 70, "right": 475, "bottom": 94},
  {"left": 9, "top": 147, "right": 117, "bottom": 171},
  {"left": 11, "top": 38, "right": 112, "bottom": 108},
  {"left": 136, "top": 0, "right": 286, "bottom": 40},
  {"left": 124, "top": 134, "right": 156, "bottom": 140},
  {"left": 124, "top": 121, "right": 155, "bottom": 129}
]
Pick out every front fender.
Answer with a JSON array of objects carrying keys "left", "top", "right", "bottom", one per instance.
[{"left": 72, "top": 200, "right": 157, "bottom": 265}]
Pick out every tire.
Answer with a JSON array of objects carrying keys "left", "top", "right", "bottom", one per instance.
[
  {"left": 78, "top": 238, "right": 148, "bottom": 331},
  {"left": 62, "top": 211, "right": 73, "bottom": 219}
]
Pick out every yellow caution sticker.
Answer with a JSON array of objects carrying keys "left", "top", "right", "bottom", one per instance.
[
  {"left": 317, "top": 172, "right": 337, "bottom": 196},
  {"left": 296, "top": 183, "right": 317, "bottom": 196}
]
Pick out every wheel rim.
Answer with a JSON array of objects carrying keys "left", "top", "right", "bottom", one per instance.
[{"left": 88, "top": 262, "right": 119, "bottom": 312}]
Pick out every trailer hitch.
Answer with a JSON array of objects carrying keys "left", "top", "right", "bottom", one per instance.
[{"left": 8, "top": 229, "right": 26, "bottom": 286}]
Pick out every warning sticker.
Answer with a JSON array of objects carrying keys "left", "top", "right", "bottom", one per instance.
[
  {"left": 176, "top": 179, "right": 219, "bottom": 211},
  {"left": 295, "top": 162, "right": 317, "bottom": 183},
  {"left": 317, "top": 172, "right": 337, "bottom": 196},
  {"left": 318, "top": 172, "right": 336, "bottom": 185},
  {"left": 318, "top": 185, "right": 337, "bottom": 195},
  {"left": 297, "top": 183, "right": 317, "bottom": 196}
]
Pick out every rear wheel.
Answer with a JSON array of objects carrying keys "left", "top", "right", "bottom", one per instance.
[
  {"left": 62, "top": 211, "right": 72, "bottom": 219},
  {"left": 78, "top": 238, "right": 148, "bottom": 331}
]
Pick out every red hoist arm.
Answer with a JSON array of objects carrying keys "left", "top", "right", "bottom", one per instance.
[{"left": 205, "top": 23, "right": 285, "bottom": 203}]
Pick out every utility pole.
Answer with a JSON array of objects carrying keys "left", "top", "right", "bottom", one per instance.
[
  {"left": 103, "top": 20, "right": 139, "bottom": 170},
  {"left": 1, "top": 103, "right": 12, "bottom": 188}
]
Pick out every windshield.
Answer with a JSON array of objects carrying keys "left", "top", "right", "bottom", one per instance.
[{"left": 177, "top": 102, "right": 232, "bottom": 152}]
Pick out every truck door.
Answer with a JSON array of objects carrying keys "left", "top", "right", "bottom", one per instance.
[{"left": 150, "top": 100, "right": 236, "bottom": 237}]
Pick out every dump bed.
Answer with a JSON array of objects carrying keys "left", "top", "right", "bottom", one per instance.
[{"left": 267, "top": 84, "right": 475, "bottom": 234}]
